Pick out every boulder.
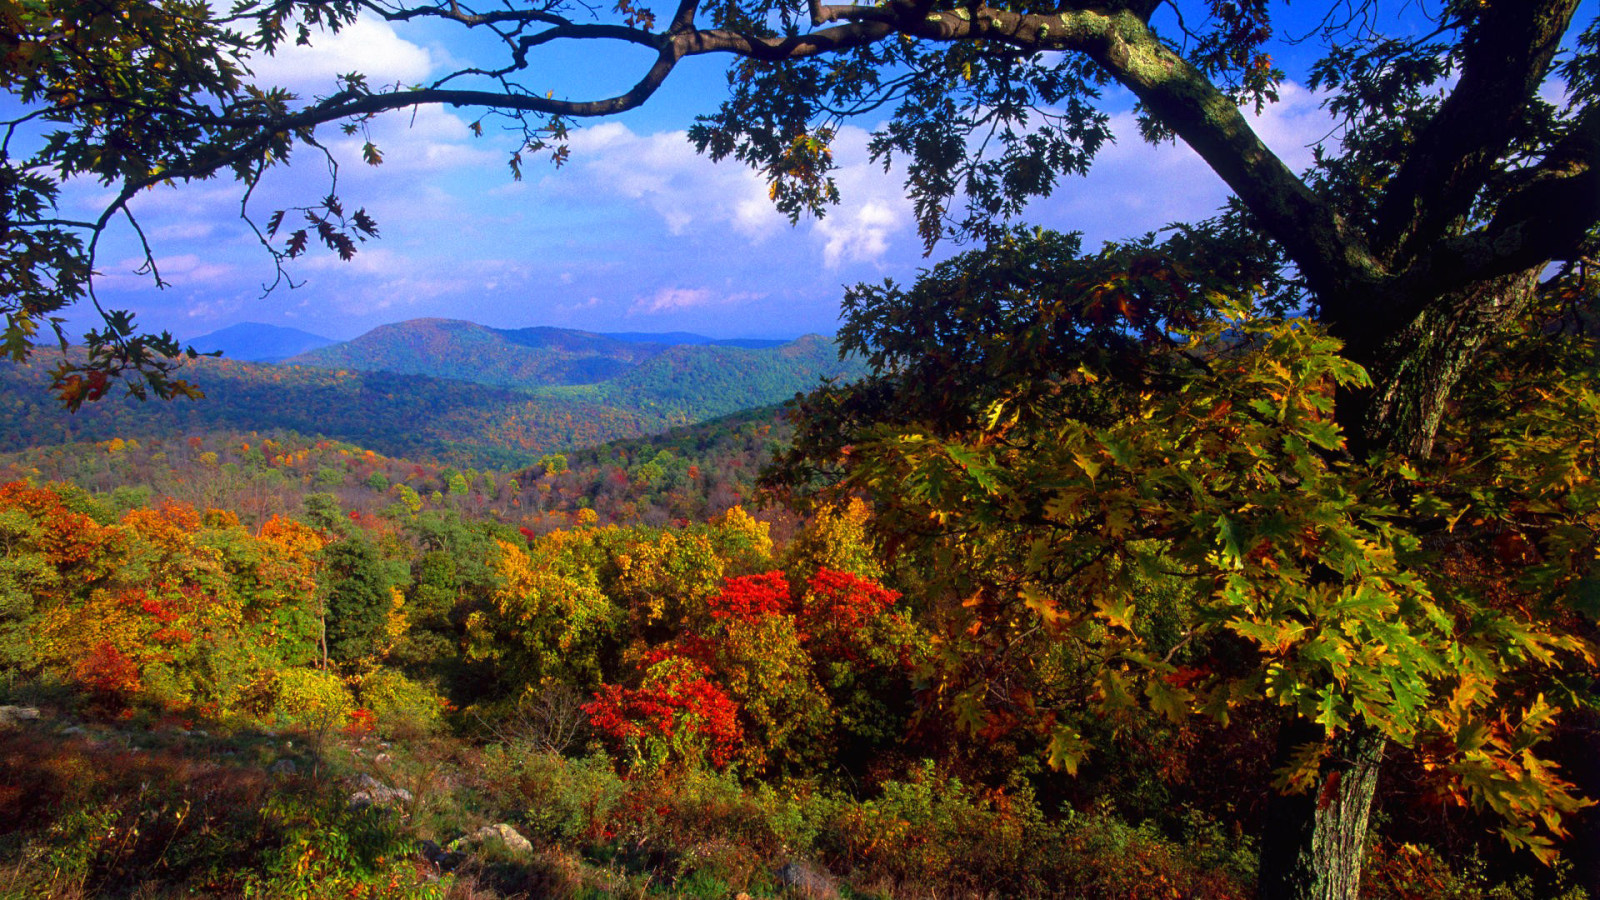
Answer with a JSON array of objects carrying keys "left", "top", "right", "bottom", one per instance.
[
  {"left": 448, "top": 823, "right": 534, "bottom": 857},
  {"left": 0, "top": 706, "right": 40, "bottom": 729},
  {"left": 348, "top": 773, "right": 413, "bottom": 811},
  {"left": 775, "top": 860, "right": 839, "bottom": 900}
]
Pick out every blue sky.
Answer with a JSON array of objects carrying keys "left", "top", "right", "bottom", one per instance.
[{"left": 51, "top": 2, "right": 1587, "bottom": 343}]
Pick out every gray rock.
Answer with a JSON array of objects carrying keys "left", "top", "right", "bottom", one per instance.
[
  {"left": 775, "top": 860, "right": 839, "bottom": 900},
  {"left": 417, "top": 839, "right": 467, "bottom": 872},
  {"left": 269, "top": 758, "right": 298, "bottom": 777},
  {"left": 348, "top": 774, "right": 412, "bottom": 810},
  {"left": 0, "top": 706, "right": 40, "bottom": 728},
  {"left": 448, "top": 823, "right": 533, "bottom": 857}
]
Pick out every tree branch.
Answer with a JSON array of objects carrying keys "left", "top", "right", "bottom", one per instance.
[
  {"left": 1397, "top": 103, "right": 1600, "bottom": 301},
  {"left": 1369, "top": 0, "right": 1581, "bottom": 266}
]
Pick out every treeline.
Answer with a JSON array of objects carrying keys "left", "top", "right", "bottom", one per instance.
[
  {"left": 0, "top": 352, "right": 658, "bottom": 468},
  {"left": 0, "top": 415, "right": 785, "bottom": 538}
]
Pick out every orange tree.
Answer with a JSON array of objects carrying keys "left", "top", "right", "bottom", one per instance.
[{"left": 766, "top": 229, "right": 1600, "bottom": 897}]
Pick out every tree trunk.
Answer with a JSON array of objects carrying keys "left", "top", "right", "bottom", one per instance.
[
  {"left": 1258, "top": 267, "right": 1541, "bottom": 898},
  {"left": 1334, "top": 269, "right": 1541, "bottom": 458},
  {"left": 1258, "top": 722, "right": 1386, "bottom": 900}
]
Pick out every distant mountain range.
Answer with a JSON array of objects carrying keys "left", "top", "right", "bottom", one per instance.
[
  {"left": 187, "top": 323, "right": 338, "bottom": 363},
  {"left": 188, "top": 320, "right": 795, "bottom": 372},
  {"left": 279, "top": 318, "right": 804, "bottom": 389},
  {"left": 4, "top": 318, "right": 865, "bottom": 467}
]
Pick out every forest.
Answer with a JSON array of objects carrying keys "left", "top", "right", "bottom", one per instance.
[
  {"left": 1, "top": 286, "right": 1597, "bottom": 898},
  {"left": 2, "top": 0, "right": 1599, "bottom": 897}
]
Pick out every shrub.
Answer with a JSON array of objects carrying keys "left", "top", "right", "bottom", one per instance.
[
  {"left": 358, "top": 668, "right": 446, "bottom": 737},
  {"left": 271, "top": 667, "right": 354, "bottom": 730}
]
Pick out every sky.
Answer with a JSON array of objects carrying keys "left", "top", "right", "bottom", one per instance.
[{"left": 46, "top": 2, "right": 1589, "bottom": 343}]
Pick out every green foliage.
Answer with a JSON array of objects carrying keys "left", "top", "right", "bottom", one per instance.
[
  {"left": 272, "top": 667, "right": 355, "bottom": 729},
  {"left": 357, "top": 668, "right": 445, "bottom": 737}
]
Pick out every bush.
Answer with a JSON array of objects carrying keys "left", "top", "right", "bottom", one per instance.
[
  {"left": 271, "top": 667, "right": 354, "bottom": 730},
  {"left": 358, "top": 668, "right": 446, "bottom": 737}
]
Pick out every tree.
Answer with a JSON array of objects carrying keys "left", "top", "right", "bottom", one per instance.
[
  {"left": 3, "top": 0, "right": 1597, "bottom": 894},
  {"left": 766, "top": 233, "right": 1599, "bottom": 898}
]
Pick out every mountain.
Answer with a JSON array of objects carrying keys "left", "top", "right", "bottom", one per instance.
[
  {"left": 599, "top": 331, "right": 790, "bottom": 349},
  {"left": 283, "top": 319, "right": 861, "bottom": 397},
  {"left": 0, "top": 330, "right": 865, "bottom": 468},
  {"left": 188, "top": 323, "right": 337, "bottom": 362},
  {"left": 549, "top": 334, "right": 864, "bottom": 424},
  {"left": 285, "top": 319, "right": 663, "bottom": 388}
]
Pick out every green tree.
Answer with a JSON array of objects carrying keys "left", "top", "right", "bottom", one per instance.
[
  {"left": 303, "top": 493, "right": 404, "bottom": 667},
  {"left": 768, "top": 233, "right": 1600, "bottom": 898},
  {"left": 4, "top": 0, "right": 1598, "bottom": 894}
]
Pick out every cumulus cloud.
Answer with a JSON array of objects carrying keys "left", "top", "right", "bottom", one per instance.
[
  {"left": 245, "top": 19, "right": 435, "bottom": 93},
  {"left": 819, "top": 201, "right": 900, "bottom": 268},
  {"left": 559, "top": 121, "right": 914, "bottom": 269}
]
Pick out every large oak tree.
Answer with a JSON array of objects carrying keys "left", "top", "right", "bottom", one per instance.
[{"left": 3, "top": 0, "right": 1597, "bottom": 896}]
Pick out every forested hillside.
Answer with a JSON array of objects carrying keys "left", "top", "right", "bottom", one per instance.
[
  {"left": 285, "top": 319, "right": 665, "bottom": 388},
  {"left": 0, "top": 352, "right": 653, "bottom": 467},
  {"left": 281, "top": 320, "right": 866, "bottom": 400},
  {"left": 0, "top": 332, "right": 858, "bottom": 468}
]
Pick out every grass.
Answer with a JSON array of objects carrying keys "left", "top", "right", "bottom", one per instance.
[{"left": 0, "top": 699, "right": 1585, "bottom": 900}]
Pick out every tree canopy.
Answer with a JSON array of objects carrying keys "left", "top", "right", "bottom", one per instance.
[
  {"left": 1, "top": 0, "right": 1594, "bottom": 408},
  {"left": 3, "top": 1, "right": 1599, "bottom": 897}
]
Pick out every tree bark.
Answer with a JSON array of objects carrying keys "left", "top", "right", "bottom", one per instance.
[
  {"left": 1333, "top": 268, "right": 1542, "bottom": 458},
  {"left": 1255, "top": 266, "right": 1540, "bottom": 895},
  {"left": 1259, "top": 722, "right": 1387, "bottom": 900}
]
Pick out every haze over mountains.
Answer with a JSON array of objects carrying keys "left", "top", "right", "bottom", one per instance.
[
  {"left": 187, "top": 322, "right": 338, "bottom": 362},
  {"left": 6, "top": 318, "right": 865, "bottom": 467}
]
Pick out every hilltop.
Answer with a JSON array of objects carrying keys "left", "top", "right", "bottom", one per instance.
[{"left": 0, "top": 321, "right": 863, "bottom": 468}]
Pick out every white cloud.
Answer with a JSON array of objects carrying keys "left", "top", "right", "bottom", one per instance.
[
  {"left": 819, "top": 201, "right": 900, "bottom": 269},
  {"left": 633, "top": 287, "right": 712, "bottom": 312},
  {"left": 560, "top": 121, "right": 915, "bottom": 268},
  {"left": 246, "top": 19, "right": 435, "bottom": 93},
  {"left": 629, "top": 287, "right": 763, "bottom": 314},
  {"left": 564, "top": 122, "right": 788, "bottom": 240},
  {"left": 155, "top": 254, "right": 239, "bottom": 285},
  {"left": 323, "top": 105, "right": 500, "bottom": 176},
  {"left": 810, "top": 130, "right": 915, "bottom": 268}
]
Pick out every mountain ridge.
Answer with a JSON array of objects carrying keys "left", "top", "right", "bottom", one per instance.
[
  {"left": 187, "top": 322, "right": 337, "bottom": 362},
  {"left": 282, "top": 318, "right": 824, "bottom": 390}
]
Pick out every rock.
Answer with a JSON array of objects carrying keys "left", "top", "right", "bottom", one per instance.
[
  {"left": 448, "top": 823, "right": 534, "bottom": 857},
  {"left": 60, "top": 725, "right": 88, "bottom": 737},
  {"left": 416, "top": 832, "right": 467, "bottom": 871},
  {"left": 418, "top": 839, "right": 467, "bottom": 872},
  {"left": 0, "top": 706, "right": 40, "bottom": 728},
  {"left": 775, "top": 860, "right": 839, "bottom": 900},
  {"left": 348, "top": 774, "right": 412, "bottom": 811},
  {"left": 269, "top": 758, "right": 298, "bottom": 777}
]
